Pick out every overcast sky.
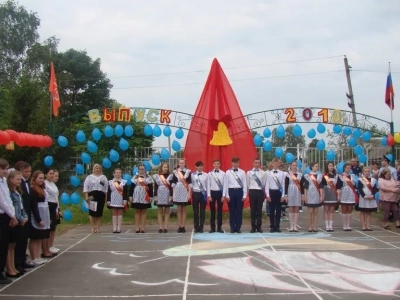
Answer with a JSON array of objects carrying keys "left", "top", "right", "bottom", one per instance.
[{"left": 19, "top": 0, "right": 400, "bottom": 140}]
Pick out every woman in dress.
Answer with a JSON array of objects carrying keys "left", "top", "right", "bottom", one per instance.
[
  {"left": 303, "top": 162, "right": 323, "bottom": 232},
  {"left": 130, "top": 164, "right": 153, "bottom": 233},
  {"left": 153, "top": 163, "right": 173, "bottom": 233},
  {"left": 378, "top": 169, "right": 400, "bottom": 229},
  {"left": 170, "top": 159, "right": 192, "bottom": 233},
  {"left": 83, "top": 164, "right": 108, "bottom": 234},
  {"left": 284, "top": 161, "right": 305, "bottom": 232},
  {"left": 358, "top": 166, "right": 378, "bottom": 231},
  {"left": 28, "top": 171, "right": 51, "bottom": 265},
  {"left": 6, "top": 170, "right": 28, "bottom": 278},
  {"left": 320, "top": 162, "right": 339, "bottom": 232},
  {"left": 107, "top": 168, "right": 129, "bottom": 233},
  {"left": 44, "top": 168, "right": 60, "bottom": 255},
  {"left": 336, "top": 163, "right": 358, "bottom": 231}
]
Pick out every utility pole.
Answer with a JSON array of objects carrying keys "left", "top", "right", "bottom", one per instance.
[{"left": 344, "top": 55, "right": 358, "bottom": 127}]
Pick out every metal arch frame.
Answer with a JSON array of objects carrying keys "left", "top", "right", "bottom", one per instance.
[{"left": 243, "top": 107, "right": 391, "bottom": 135}]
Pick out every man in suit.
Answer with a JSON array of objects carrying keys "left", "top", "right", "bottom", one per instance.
[{"left": 14, "top": 162, "right": 35, "bottom": 271}]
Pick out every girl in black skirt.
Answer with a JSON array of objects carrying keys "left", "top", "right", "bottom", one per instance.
[
  {"left": 83, "top": 164, "right": 108, "bottom": 234},
  {"left": 44, "top": 168, "right": 60, "bottom": 255},
  {"left": 6, "top": 170, "right": 28, "bottom": 278},
  {"left": 28, "top": 171, "right": 51, "bottom": 265}
]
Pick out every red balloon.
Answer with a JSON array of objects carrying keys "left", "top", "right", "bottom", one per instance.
[
  {"left": 15, "top": 133, "right": 26, "bottom": 147},
  {"left": 5, "top": 130, "right": 18, "bottom": 142},
  {"left": 44, "top": 136, "right": 53, "bottom": 147},
  {"left": 387, "top": 134, "right": 395, "bottom": 147},
  {"left": 2, "top": 131, "right": 11, "bottom": 145},
  {"left": 35, "top": 135, "right": 45, "bottom": 147},
  {"left": 0, "top": 131, "right": 6, "bottom": 145}
]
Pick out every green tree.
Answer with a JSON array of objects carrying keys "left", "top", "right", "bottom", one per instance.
[
  {"left": 0, "top": 0, "right": 40, "bottom": 84},
  {"left": 271, "top": 125, "right": 306, "bottom": 157}
]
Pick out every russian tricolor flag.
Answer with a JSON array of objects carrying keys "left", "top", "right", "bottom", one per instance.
[{"left": 385, "top": 73, "right": 395, "bottom": 110}]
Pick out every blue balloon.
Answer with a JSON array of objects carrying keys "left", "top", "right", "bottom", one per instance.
[
  {"left": 263, "top": 128, "right": 271, "bottom": 138},
  {"left": 44, "top": 156, "right": 53, "bottom": 166},
  {"left": 292, "top": 125, "right": 302, "bottom": 137},
  {"left": 353, "top": 129, "right": 362, "bottom": 139},
  {"left": 263, "top": 140, "right": 272, "bottom": 152},
  {"left": 317, "top": 124, "right": 326, "bottom": 134},
  {"left": 160, "top": 148, "right": 170, "bottom": 160},
  {"left": 275, "top": 147, "right": 284, "bottom": 158},
  {"left": 153, "top": 125, "right": 162, "bottom": 137},
  {"left": 358, "top": 153, "right": 367, "bottom": 164},
  {"left": 381, "top": 137, "right": 388, "bottom": 146},
  {"left": 104, "top": 125, "right": 114, "bottom": 137},
  {"left": 91, "top": 128, "right": 102, "bottom": 141},
  {"left": 386, "top": 154, "right": 393, "bottom": 162},
  {"left": 71, "top": 192, "right": 80, "bottom": 205},
  {"left": 316, "top": 139, "right": 326, "bottom": 150},
  {"left": 336, "top": 161, "right": 345, "bottom": 174},
  {"left": 60, "top": 193, "right": 71, "bottom": 205},
  {"left": 63, "top": 210, "right": 73, "bottom": 222},
  {"left": 375, "top": 192, "right": 380, "bottom": 201},
  {"left": 123, "top": 174, "right": 132, "bottom": 185},
  {"left": 115, "top": 125, "right": 124, "bottom": 137},
  {"left": 276, "top": 125, "right": 285, "bottom": 139},
  {"left": 75, "top": 164, "right": 84, "bottom": 175},
  {"left": 354, "top": 145, "right": 364, "bottom": 155},
  {"left": 143, "top": 161, "right": 151, "bottom": 172},
  {"left": 70, "top": 176, "right": 80, "bottom": 187},
  {"left": 143, "top": 124, "right": 153, "bottom": 136},
  {"left": 307, "top": 129, "right": 316, "bottom": 139},
  {"left": 362, "top": 131, "right": 372, "bottom": 142},
  {"left": 87, "top": 141, "right": 98, "bottom": 153},
  {"left": 326, "top": 150, "right": 335, "bottom": 161},
  {"left": 81, "top": 201, "right": 89, "bottom": 213},
  {"left": 109, "top": 149, "right": 120, "bottom": 162},
  {"left": 304, "top": 167, "right": 311, "bottom": 175},
  {"left": 152, "top": 154, "right": 161, "bottom": 166},
  {"left": 172, "top": 140, "right": 181, "bottom": 151},
  {"left": 102, "top": 158, "right": 112, "bottom": 169},
  {"left": 175, "top": 128, "right": 184, "bottom": 139},
  {"left": 343, "top": 127, "right": 352, "bottom": 136},
  {"left": 124, "top": 125, "right": 134, "bottom": 137},
  {"left": 297, "top": 159, "right": 303, "bottom": 170},
  {"left": 81, "top": 152, "right": 91, "bottom": 164},
  {"left": 76, "top": 130, "right": 86, "bottom": 143},
  {"left": 348, "top": 137, "right": 357, "bottom": 147},
  {"left": 163, "top": 126, "right": 172, "bottom": 137},
  {"left": 253, "top": 134, "right": 263, "bottom": 146},
  {"left": 333, "top": 125, "right": 342, "bottom": 134},
  {"left": 119, "top": 138, "right": 129, "bottom": 151},
  {"left": 285, "top": 153, "right": 295, "bottom": 163},
  {"left": 132, "top": 166, "right": 138, "bottom": 175},
  {"left": 58, "top": 136, "right": 68, "bottom": 147}
]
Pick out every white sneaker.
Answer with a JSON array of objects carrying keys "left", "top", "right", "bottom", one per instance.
[
  {"left": 299, "top": 210, "right": 303, "bottom": 213},
  {"left": 49, "top": 247, "right": 60, "bottom": 253},
  {"left": 32, "top": 258, "right": 46, "bottom": 266}
]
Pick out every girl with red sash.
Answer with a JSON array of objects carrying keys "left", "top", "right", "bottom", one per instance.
[
  {"left": 303, "top": 162, "right": 323, "bottom": 232},
  {"left": 170, "top": 159, "right": 192, "bottom": 233},
  {"left": 357, "top": 167, "right": 378, "bottom": 231},
  {"left": 153, "top": 163, "right": 174, "bottom": 233},
  {"left": 320, "top": 162, "right": 339, "bottom": 232},
  {"left": 129, "top": 164, "right": 153, "bottom": 233},
  {"left": 284, "top": 161, "right": 305, "bottom": 232},
  {"left": 107, "top": 168, "right": 129, "bottom": 233},
  {"left": 336, "top": 163, "right": 358, "bottom": 231}
]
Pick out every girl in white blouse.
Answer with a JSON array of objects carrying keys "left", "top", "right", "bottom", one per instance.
[{"left": 84, "top": 164, "right": 108, "bottom": 234}]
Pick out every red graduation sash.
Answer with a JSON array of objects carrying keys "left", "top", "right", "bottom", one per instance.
[
  {"left": 137, "top": 176, "right": 151, "bottom": 202},
  {"left": 176, "top": 170, "right": 189, "bottom": 191},
  {"left": 290, "top": 173, "right": 302, "bottom": 192},
  {"left": 309, "top": 174, "right": 321, "bottom": 195},
  {"left": 361, "top": 177, "right": 373, "bottom": 193},
  {"left": 159, "top": 174, "right": 171, "bottom": 189},
  {"left": 324, "top": 175, "right": 338, "bottom": 200},
  {"left": 342, "top": 174, "right": 359, "bottom": 203},
  {"left": 113, "top": 180, "right": 123, "bottom": 196}
]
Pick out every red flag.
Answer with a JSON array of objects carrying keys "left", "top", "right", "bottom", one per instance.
[
  {"left": 49, "top": 62, "right": 61, "bottom": 117},
  {"left": 385, "top": 73, "right": 394, "bottom": 110}
]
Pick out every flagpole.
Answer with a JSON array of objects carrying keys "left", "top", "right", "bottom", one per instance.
[
  {"left": 49, "top": 92, "right": 53, "bottom": 138},
  {"left": 389, "top": 62, "right": 395, "bottom": 167}
]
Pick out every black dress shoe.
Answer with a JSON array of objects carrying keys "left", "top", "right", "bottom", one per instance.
[
  {"left": 257, "top": 229, "right": 263, "bottom": 233},
  {"left": 158, "top": 229, "right": 163, "bottom": 233},
  {"left": 113, "top": 231, "right": 117, "bottom": 234},
  {"left": 209, "top": 229, "right": 215, "bottom": 233},
  {"left": 194, "top": 229, "right": 199, "bottom": 233},
  {"left": 270, "top": 228, "right": 275, "bottom": 233},
  {"left": 275, "top": 229, "right": 281, "bottom": 233},
  {"left": 182, "top": 227, "right": 186, "bottom": 233},
  {"left": 217, "top": 229, "right": 224, "bottom": 233},
  {"left": 236, "top": 230, "right": 241, "bottom": 233},
  {"left": 250, "top": 229, "right": 256, "bottom": 233},
  {"left": 6, "top": 273, "right": 20, "bottom": 278},
  {"left": 198, "top": 229, "right": 203, "bottom": 233},
  {"left": 0, "top": 276, "right": 12, "bottom": 284},
  {"left": 177, "top": 227, "right": 182, "bottom": 233},
  {"left": 16, "top": 267, "right": 26, "bottom": 274},
  {"left": 22, "top": 262, "right": 35, "bottom": 269},
  {"left": 163, "top": 229, "right": 168, "bottom": 233},
  {"left": 230, "top": 230, "right": 235, "bottom": 233}
]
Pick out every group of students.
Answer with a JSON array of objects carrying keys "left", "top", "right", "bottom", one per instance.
[
  {"left": 83, "top": 155, "right": 400, "bottom": 236},
  {"left": 0, "top": 159, "right": 62, "bottom": 285}
]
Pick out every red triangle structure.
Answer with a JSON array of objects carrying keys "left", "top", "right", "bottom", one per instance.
[{"left": 184, "top": 58, "right": 258, "bottom": 209}]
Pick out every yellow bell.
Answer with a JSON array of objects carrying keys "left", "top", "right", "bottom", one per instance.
[{"left": 210, "top": 122, "right": 233, "bottom": 146}]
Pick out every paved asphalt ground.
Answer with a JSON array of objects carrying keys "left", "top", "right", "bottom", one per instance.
[{"left": 1, "top": 211, "right": 400, "bottom": 300}]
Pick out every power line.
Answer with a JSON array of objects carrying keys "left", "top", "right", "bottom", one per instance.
[{"left": 57, "top": 55, "right": 344, "bottom": 82}]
